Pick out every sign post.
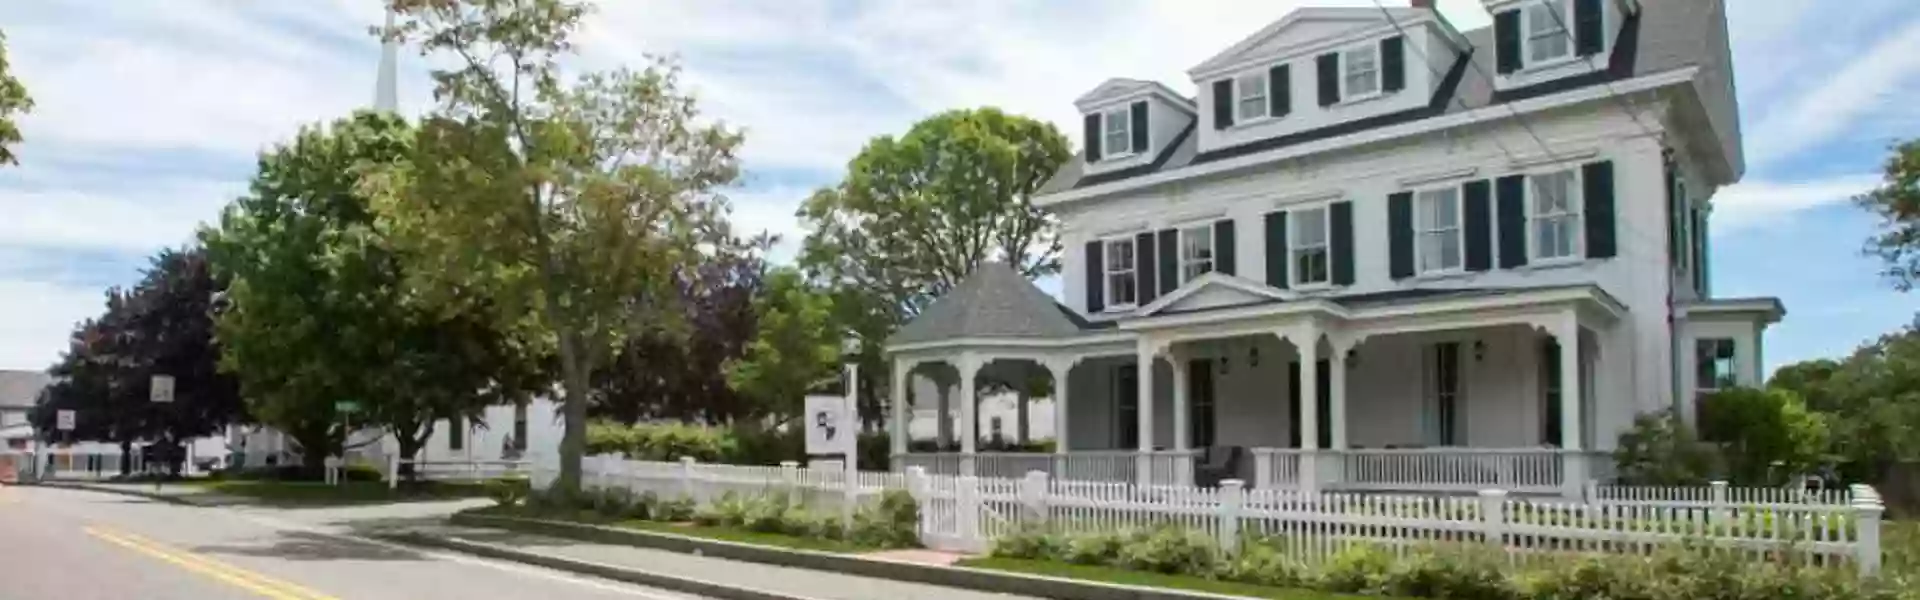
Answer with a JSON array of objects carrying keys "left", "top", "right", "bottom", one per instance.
[
  {"left": 149, "top": 375, "right": 175, "bottom": 404},
  {"left": 332, "top": 400, "right": 361, "bottom": 486}
]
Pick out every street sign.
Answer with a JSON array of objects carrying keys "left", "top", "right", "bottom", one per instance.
[
  {"left": 804, "top": 394, "right": 851, "bottom": 455},
  {"left": 150, "top": 374, "right": 175, "bottom": 403},
  {"left": 334, "top": 400, "right": 361, "bottom": 413},
  {"left": 55, "top": 409, "right": 75, "bottom": 431}
]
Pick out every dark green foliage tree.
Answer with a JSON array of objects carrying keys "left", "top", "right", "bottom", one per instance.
[
  {"left": 1859, "top": 139, "right": 1920, "bottom": 290},
  {"left": 1697, "top": 387, "right": 1830, "bottom": 485}
]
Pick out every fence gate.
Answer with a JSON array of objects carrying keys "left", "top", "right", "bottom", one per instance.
[{"left": 909, "top": 471, "right": 989, "bottom": 553}]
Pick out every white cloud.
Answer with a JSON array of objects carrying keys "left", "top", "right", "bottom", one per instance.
[
  {"left": 0, "top": 279, "right": 99, "bottom": 370},
  {"left": 0, "top": 179, "right": 236, "bottom": 253},
  {"left": 1711, "top": 174, "right": 1882, "bottom": 233},
  {"left": 1742, "top": 16, "right": 1920, "bottom": 169}
]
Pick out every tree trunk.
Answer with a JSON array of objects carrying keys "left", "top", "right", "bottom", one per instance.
[
  {"left": 395, "top": 428, "right": 426, "bottom": 482},
  {"left": 555, "top": 329, "right": 589, "bottom": 493},
  {"left": 119, "top": 440, "right": 133, "bottom": 476}
]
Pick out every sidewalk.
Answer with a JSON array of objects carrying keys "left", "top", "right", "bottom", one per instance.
[{"left": 398, "top": 523, "right": 1042, "bottom": 600}]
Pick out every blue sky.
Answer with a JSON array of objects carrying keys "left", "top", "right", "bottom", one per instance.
[{"left": 0, "top": 0, "right": 1914, "bottom": 371}]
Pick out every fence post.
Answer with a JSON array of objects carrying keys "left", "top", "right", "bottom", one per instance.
[
  {"left": 1299, "top": 449, "right": 1319, "bottom": 495},
  {"left": 1252, "top": 451, "right": 1272, "bottom": 490},
  {"left": 1709, "top": 480, "right": 1729, "bottom": 529},
  {"left": 958, "top": 475, "right": 983, "bottom": 553},
  {"left": 1219, "top": 479, "right": 1246, "bottom": 556},
  {"left": 1019, "top": 470, "right": 1050, "bottom": 524},
  {"left": 387, "top": 453, "right": 400, "bottom": 490},
  {"left": 1855, "top": 497, "right": 1884, "bottom": 578},
  {"left": 1477, "top": 489, "right": 1508, "bottom": 549},
  {"left": 678, "top": 456, "right": 697, "bottom": 502}
]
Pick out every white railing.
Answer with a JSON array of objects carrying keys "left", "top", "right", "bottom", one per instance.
[
  {"left": 1591, "top": 480, "right": 1856, "bottom": 507},
  {"left": 1251, "top": 448, "right": 1305, "bottom": 488},
  {"left": 386, "top": 456, "right": 529, "bottom": 488},
  {"left": 534, "top": 454, "right": 1887, "bottom": 578},
  {"left": 1335, "top": 448, "right": 1570, "bottom": 493},
  {"left": 892, "top": 450, "right": 1187, "bottom": 486}
]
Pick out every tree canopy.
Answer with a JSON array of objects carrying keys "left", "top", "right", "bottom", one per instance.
[
  {"left": 203, "top": 111, "right": 536, "bottom": 473},
  {"left": 372, "top": 0, "right": 744, "bottom": 490},
  {"left": 724, "top": 267, "right": 842, "bottom": 422},
  {"left": 1770, "top": 316, "right": 1920, "bottom": 482},
  {"left": 1859, "top": 139, "right": 1920, "bottom": 290},
  {"left": 0, "top": 29, "right": 32, "bottom": 166}
]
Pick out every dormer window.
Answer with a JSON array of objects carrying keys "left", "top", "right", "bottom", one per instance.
[
  {"left": 1103, "top": 108, "right": 1133, "bottom": 159},
  {"left": 1236, "top": 72, "right": 1268, "bottom": 121},
  {"left": 1525, "top": 0, "right": 1574, "bottom": 65},
  {"left": 1342, "top": 45, "right": 1380, "bottom": 99}
]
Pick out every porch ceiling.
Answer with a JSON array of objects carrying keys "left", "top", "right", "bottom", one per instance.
[{"left": 1120, "top": 283, "right": 1625, "bottom": 339}]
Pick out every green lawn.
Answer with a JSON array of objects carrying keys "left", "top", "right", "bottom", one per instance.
[
  {"left": 614, "top": 519, "right": 862, "bottom": 552},
  {"left": 956, "top": 557, "right": 1390, "bottom": 600},
  {"left": 181, "top": 480, "right": 489, "bottom": 506}
]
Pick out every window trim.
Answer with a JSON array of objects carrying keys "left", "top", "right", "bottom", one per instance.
[
  {"left": 1233, "top": 71, "right": 1271, "bottom": 124},
  {"left": 1519, "top": 0, "right": 1580, "bottom": 71},
  {"left": 1288, "top": 202, "right": 1334, "bottom": 289},
  {"left": 1101, "top": 107, "right": 1136, "bottom": 161},
  {"left": 1694, "top": 338, "right": 1737, "bottom": 395},
  {"left": 1525, "top": 167, "right": 1585, "bottom": 264},
  {"left": 1178, "top": 223, "right": 1216, "bottom": 284},
  {"left": 1101, "top": 235, "right": 1139, "bottom": 311},
  {"left": 1412, "top": 184, "right": 1465, "bottom": 276},
  {"left": 1338, "top": 42, "right": 1383, "bottom": 104}
]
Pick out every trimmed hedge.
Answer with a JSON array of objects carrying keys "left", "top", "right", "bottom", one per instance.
[{"left": 585, "top": 420, "right": 893, "bottom": 467}]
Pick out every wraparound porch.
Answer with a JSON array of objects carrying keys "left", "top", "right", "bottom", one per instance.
[{"left": 885, "top": 279, "right": 1628, "bottom": 497}]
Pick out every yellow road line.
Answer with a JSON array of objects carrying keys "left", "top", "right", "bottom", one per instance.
[{"left": 83, "top": 526, "right": 340, "bottom": 600}]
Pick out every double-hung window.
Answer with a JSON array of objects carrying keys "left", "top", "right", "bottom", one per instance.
[
  {"left": 1343, "top": 45, "right": 1380, "bottom": 99},
  {"left": 1236, "top": 71, "right": 1268, "bottom": 121},
  {"left": 1103, "top": 108, "right": 1132, "bottom": 159},
  {"left": 1292, "top": 207, "right": 1330, "bottom": 286},
  {"left": 1104, "top": 239, "right": 1137, "bottom": 308},
  {"left": 1694, "top": 338, "right": 1736, "bottom": 396},
  {"left": 1524, "top": 0, "right": 1574, "bottom": 65},
  {"left": 1530, "top": 169, "right": 1581, "bottom": 261},
  {"left": 1415, "top": 187, "right": 1462, "bottom": 273},
  {"left": 1180, "top": 225, "right": 1214, "bottom": 282}
]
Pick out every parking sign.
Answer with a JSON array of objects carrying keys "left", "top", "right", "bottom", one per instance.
[{"left": 56, "top": 409, "right": 75, "bottom": 431}]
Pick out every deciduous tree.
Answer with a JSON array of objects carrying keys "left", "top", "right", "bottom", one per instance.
[
  {"left": 0, "top": 29, "right": 32, "bottom": 165},
  {"left": 725, "top": 267, "right": 841, "bottom": 422},
  {"left": 371, "top": 1, "right": 742, "bottom": 491},
  {"left": 1859, "top": 139, "right": 1920, "bottom": 290}
]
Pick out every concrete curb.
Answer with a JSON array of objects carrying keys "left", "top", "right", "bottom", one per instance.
[
  {"left": 451, "top": 512, "right": 1251, "bottom": 600},
  {"left": 380, "top": 530, "right": 822, "bottom": 600},
  {"left": 16, "top": 481, "right": 203, "bottom": 506}
]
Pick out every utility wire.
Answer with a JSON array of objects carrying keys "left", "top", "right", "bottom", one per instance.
[
  {"left": 1367, "top": 0, "right": 1524, "bottom": 164},
  {"left": 1536, "top": 0, "right": 1665, "bottom": 142}
]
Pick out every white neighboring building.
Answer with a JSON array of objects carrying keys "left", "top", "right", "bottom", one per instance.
[{"left": 885, "top": 0, "right": 1774, "bottom": 496}]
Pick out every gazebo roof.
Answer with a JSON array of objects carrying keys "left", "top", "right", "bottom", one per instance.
[{"left": 886, "top": 263, "right": 1089, "bottom": 347}]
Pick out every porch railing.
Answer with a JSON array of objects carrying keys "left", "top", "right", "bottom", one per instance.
[
  {"left": 1335, "top": 448, "right": 1569, "bottom": 493},
  {"left": 892, "top": 450, "right": 1197, "bottom": 486}
]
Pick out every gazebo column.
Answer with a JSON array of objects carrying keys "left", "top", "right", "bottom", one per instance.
[
  {"left": 1047, "top": 358, "right": 1074, "bottom": 454},
  {"left": 889, "top": 358, "right": 910, "bottom": 456},
  {"left": 957, "top": 353, "right": 981, "bottom": 477}
]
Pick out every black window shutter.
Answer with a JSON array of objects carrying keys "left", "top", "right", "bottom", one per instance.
[
  {"left": 1316, "top": 53, "right": 1340, "bottom": 106},
  {"left": 1083, "top": 113, "right": 1103, "bottom": 162},
  {"left": 1382, "top": 36, "right": 1406, "bottom": 93},
  {"left": 1136, "top": 232, "right": 1159, "bottom": 304},
  {"left": 1495, "top": 10, "right": 1522, "bottom": 74},
  {"left": 1316, "top": 359, "right": 1332, "bottom": 449},
  {"left": 1158, "top": 229, "right": 1179, "bottom": 295},
  {"left": 1214, "top": 219, "right": 1237, "bottom": 276},
  {"left": 1129, "top": 101, "right": 1149, "bottom": 155},
  {"left": 1269, "top": 64, "right": 1291, "bottom": 117},
  {"left": 1388, "top": 192, "right": 1414, "bottom": 280},
  {"left": 1331, "top": 201, "right": 1355, "bottom": 285},
  {"left": 1265, "top": 211, "right": 1289, "bottom": 289},
  {"left": 1497, "top": 175, "right": 1529, "bottom": 268},
  {"left": 1464, "top": 180, "right": 1493, "bottom": 272},
  {"left": 1584, "top": 160, "right": 1617, "bottom": 259},
  {"left": 1211, "top": 79, "right": 1234, "bottom": 130},
  {"left": 1574, "top": 0, "right": 1605, "bottom": 57},
  {"left": 1288, "top": 362, "right": 1302, "bottom": 448},
  {"left": 1084, "top": 240, "right": 1104, "bottom": 313}
]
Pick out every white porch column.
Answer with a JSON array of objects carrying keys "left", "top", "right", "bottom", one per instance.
[
  {"left": 890, "top": 358, "right": 910, "bottom": 456},
  {"left": 1016, "top": 385, "right": 1030, "bottom": 445},
  {"left": 1171, "top": 349, "right": 1190, "bottom": 452},
  {"left": 1048, "top": 359, "right": 1073, "bottom": 453},
  {"left": 1552, "top": 311, "right": 1587, "bottom": 497},
  {"left": 936, "top": 378, "right": 953, "bottom": 449},
  {"left": 1329, "top": 343, "right": 1349, "bottom": 451},
  {"left": 958, "top": 353, "right": 981, "bottom": 478},
  {"left": 1292, "top": 325, "right": 1321, "bottom": 495},
  {"left": 1135, "top": 339, "right": 1157, "bottom": 485}
]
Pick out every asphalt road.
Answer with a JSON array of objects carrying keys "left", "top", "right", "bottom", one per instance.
[{"left": 0, "top": 485, "right": 708, "bottom": 600}]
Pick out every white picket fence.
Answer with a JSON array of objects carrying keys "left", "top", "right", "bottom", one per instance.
[
  {"left": 384, "top": 456, "right": 530, "bottom": 488},
  {"left": 534, "top": 455, "right": 1887, "bottom": 578}
]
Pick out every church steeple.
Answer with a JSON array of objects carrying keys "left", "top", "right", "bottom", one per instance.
[{"left": 373, "top": 8, "right": 398, "bottom": 113}]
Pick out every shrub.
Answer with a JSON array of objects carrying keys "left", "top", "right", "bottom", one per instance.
[
  {"left": 1063, "top": 531, "right": 1126, "bottom": 566},
  {"left": 742, "top": 494, "right": 792, "bottom": 534},
  {"left": 1697, "top": 387, "right": 1830, "bottom": 486},
  {"left": 694, "top": 492, "right": 748, "bottom": 527},
  {"left": 1316, "top": 544, "right": 1396, "bottom": 594},
  {"left": 585, "top": 420, "right": 735, "bottom": 462},
  {"left": 991, "top": 529, "right": 1066, "bottom": 560},
  {"left": 1215, "top": 540, "right": 1307, "bottom": 588},
  {"left": 1116, "top": 527, "right": 1218, "bottom": 575},
  {"left": 654, "top": 496, "right": 696, "bottom": 522},
  {"left": 850, "top": 489, "right": 920, "bottom": 549},
  {"left": 1614, "top": 411, "right": 1722, "bottom": 485},
  {"left": 1381, "top": 545, "right": 1515, "bottom": 600},
  {"left": 484, "top": 477, "right": 530, "bottom": 508},
  {"left": 1515, "top": 554, "right": 1662, "bottom": 600},
  {"left": 593, "top": 487, "right": 636, "bottom": 518}
]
